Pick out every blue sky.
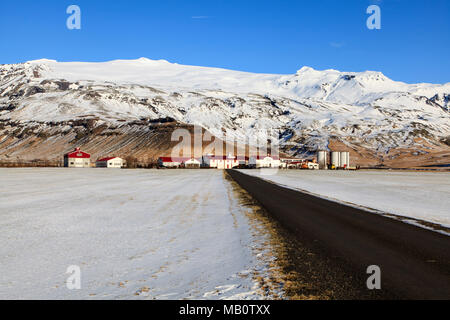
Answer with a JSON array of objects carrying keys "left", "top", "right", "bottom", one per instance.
[{"left": 0, "top": 0, "right": 448, "bottom": 83}]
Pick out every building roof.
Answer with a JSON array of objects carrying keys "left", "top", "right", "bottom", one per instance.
[
  {"left": 280, "top": 157, "right": 305, "bottom": 161},
  {"left": 159, "top": 156, "right": 200, "bottom": 163},
  {"left": 205, "top": 156, "right": 237, "bottom": 160},
  {"left": 97, "top": 157, "right": 121, "bottom": 162},
  {"left": 204, "top": 155, "right": 249, "bottom": 160},
  {"left": 184, "top": 158, "right": 201, "bottom": 163},
  {"left": 251, "top": 155, "right": 280, "bottom": 160},
  {"left": 65, "top": 148, "right": 90, "bottom": 159}
]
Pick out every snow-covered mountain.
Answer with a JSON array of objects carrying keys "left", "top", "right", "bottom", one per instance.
[{"left": 0, "top": 58, "right": 449, "bottom": 167}]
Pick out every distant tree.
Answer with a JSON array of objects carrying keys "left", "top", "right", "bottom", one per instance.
[{"left": 125, "top": 156, "right": 138, "bottom": 169}]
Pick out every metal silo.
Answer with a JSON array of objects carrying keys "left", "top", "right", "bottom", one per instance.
[
  {"left": 317, "top": 151, "right": 328, "bottom": 170},
  {"left": 331, "top": 152, "right": 340, "bottom": 169},
  {"left": 340, "top": 152, "right": 350, "bottom": 168}
]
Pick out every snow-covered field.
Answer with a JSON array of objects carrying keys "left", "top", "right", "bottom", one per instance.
[
  {"left": 239, "top": 169, "right": 450, "bottom": 229},
  {"left": 0, "top": 168, "right": 274, "bottom": 300},
  {"left": 2, "top": 168, "right": 448, "bottom": 299}
]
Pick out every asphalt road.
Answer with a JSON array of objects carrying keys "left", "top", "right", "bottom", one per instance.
[{"left": 227, "top": 170, "right": 450, "bottom": 300}]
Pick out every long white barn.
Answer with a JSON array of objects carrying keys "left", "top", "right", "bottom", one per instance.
[
  {"left": 202, "top": 154, "right": 241, "bottom": 169},
  {"left": 96, "top": 157, "right": 125, "bottom": 168}
]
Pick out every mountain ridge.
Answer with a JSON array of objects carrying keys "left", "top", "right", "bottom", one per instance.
[{"left": 0, "top": 58, "right": 449, "bottom": 167}]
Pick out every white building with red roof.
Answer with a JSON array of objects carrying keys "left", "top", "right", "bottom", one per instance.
[
  {"left": 158, "top": 156, "right": 185, "bottom": 168},
  {"left": 64, "top": 147, "right": 91, "bottom": 168},
  {"left": 202, "top": 154, "right": 242, "bottom": 169},
  {"left": 280, "top": 157, "right": 307, "bottom": 169},
  {"left": 96, "top": 157, "right": 125, "bottom": 168},
  {"left": 249, "top": 155, "right": 281, "bottom": 168},
  {"left": 158, "top": 156, "right": 201, "bottom": 168}
]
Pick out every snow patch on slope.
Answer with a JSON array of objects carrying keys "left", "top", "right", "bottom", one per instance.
[{"left": 21, "top": 58, "right": 450, "bottom": 104}]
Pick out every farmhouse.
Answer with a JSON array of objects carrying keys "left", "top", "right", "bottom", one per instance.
[
  {"left": 64, "top": 147, "right": 91, "bottom": 168},
  {"left": 284, "top": 161, "right": 303, "bottom": 169},
  {"left": 96, "top": 157, "right": 125, "bottom": 168},
  {"left": 158, "top": 157, "right": 201, "bottom": 168},
  {"left": 307, "top": 162, "right": 319, "bottom": 170},
  {"left": 249, "top": 155, "right": 281, "bottom": 168},
  {"left": 158, "top": 157, "right": 183, "bottom": 168},
  {"left": 202, "top": 154, "right": 240, "bottom": 169},
  {"left": 183, "top": 158, "right": 201, "bottom": 169},
  {"left": 280, "top": 157, "right": 306, "bottom": 169}
]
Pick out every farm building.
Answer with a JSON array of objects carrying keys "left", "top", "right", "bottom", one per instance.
[
  {"left": 202, "top": 154, "right": 241, "bottom": 169},
  {"left": 183, "top": 158, "right": 201, "bottom": 169},
  {"left": 249, "top": 155, "right": 281, "bottom": 168},
  {"left": 307, "top": 162, "right": 319, "bottom": 170},
  {"left": 280, "top": 157, "right": 306, "bottom": 168},
  {"left": 158, "top": 157, "right": 201, "bottom": 168},
  {"left": 64, "top": 147, "right": 91, "bottom": 168},
  {"left": 96, "top": 157, "right": 125, "bottom": 168},
  {"left": 158, "top": 157, "right": 183, "bottom": 168},
  {"left": 284, "top": 161, "right": 303, "bottom": 169}
]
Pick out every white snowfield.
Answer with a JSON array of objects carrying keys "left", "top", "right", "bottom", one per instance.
[
  {"left": 239, "top": 170, "right": 450, "bottom": 229},
  {"left": 24, "top": 58, "right": 450, "bottom": 103},
  {"left": 0, "top": 169, "right": 274, "bottom": 300}
]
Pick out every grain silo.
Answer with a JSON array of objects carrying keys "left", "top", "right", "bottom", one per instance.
[
  {"left": 331, "top": 152, "right": 340, "bottom": 169},
  {"left": 340, "top": 152, "right": 350, "bottom": 168},
  {"left": 317, "top": 150, "right": 328, "bottom": 170}
]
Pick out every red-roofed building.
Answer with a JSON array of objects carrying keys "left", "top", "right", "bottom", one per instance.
[
  {"left": 64, "top": 147, "right": 91, "bottom": 168},
  {"left": 96, "top": 157, "right": 125, "bottom": 168},
  {"left": 158, "top": 156, "right": 201, "bottom": 168},
  {"left": 158, "top": 156, "right": 187, "bottom": 168},
  {"left": 280, "top": 157, "right": 306, "bottom": 169},
  {"left": 202, "top": 153, "right": 242, "bottom": 169}
]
